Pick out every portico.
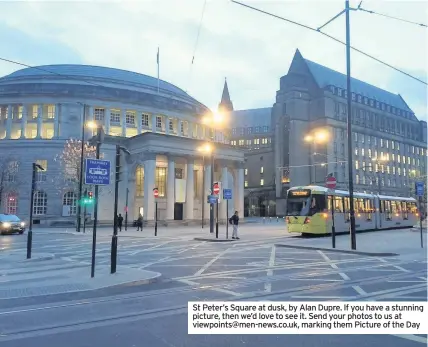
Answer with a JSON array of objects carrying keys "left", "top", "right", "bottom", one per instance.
[{"left": 99, "top": 132, "right": 245, "bottom": 225}]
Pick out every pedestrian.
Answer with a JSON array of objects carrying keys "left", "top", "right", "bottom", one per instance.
[
  {"left": 117, "top": 213, "right": 123, "bottom": 232},
  {"left": 229, "top": 210, "right": 240, "bottom": 240},
  {"left": 137, "top": 213, "right": 143, "bottom": 231}
]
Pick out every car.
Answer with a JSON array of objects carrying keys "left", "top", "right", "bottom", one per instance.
[{"left": 0, "top": 214, "right": 26, "bottom": 235}]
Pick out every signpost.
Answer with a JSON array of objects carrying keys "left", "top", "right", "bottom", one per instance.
[
  {"left": 223, "top": 189, "right": 232, "bottom": 239},
  {"left": 415, "top": 181, "right": 424, "bottom": 248},
  {"left": 153, "top": 188, "right": 159, "bottom": 236},
  {"left": 326, "top": 176, "right": 337, "bottom": 248},
  {"left": 84, "top": 159, "right": 111, "bottom": 185}
]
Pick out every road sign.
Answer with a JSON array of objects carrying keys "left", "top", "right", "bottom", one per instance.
[
  {"left": 153, "top": 188, "right": 159, "bottom": 198},
  {"left": 325, "top": 176, "right": 337, "bottom": 189},
  {"left": 223, "top": 188, "right": 232, "bottom": 200},
  {"left": 415, "top": 181, "right": 424, "bottom": 197},
  {"left": 85, "top": 159, "right": 111, "bottom": 185},
  {"left": 208, "top": 195, "right": 218, "bottom": 204},
  {"left": 213, "top": 182, "right": 220, "bottom": 195}
]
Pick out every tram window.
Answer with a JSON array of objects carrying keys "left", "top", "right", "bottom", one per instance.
[
  {"left": 308, "top": 195, "right": 326, "bottom": 216},
  {"left": 334, "top": 197, "right": 343, "bottom": 212},
  {"left": 402, "top": 202, "right": 408, "bottom": 219},
  {"left": 391, "top": 201, "right": 397, "bottom": 213}
]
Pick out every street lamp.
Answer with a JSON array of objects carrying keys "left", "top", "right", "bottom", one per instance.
[
  {"left": 111, "top": 144, "right": 130, "bottom": 274},
  {"left": 76, "top": 103, "right": 87, "bottom": 233},
  {"left": 87, "top": 121, "right": 103, "bottom": 278},
  {"left": 303, "top": 129, "right": 330, "bottom": 184},
  {"left": 198, "top": 143, "right": 215, "bottom": 234},
  {"left": 27, "top": 163, "right": 45, "bottom": 259}
]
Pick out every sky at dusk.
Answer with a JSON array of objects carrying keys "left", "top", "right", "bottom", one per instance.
[{"left": 0, "top": 0, "right": 426, "bottom": 120}]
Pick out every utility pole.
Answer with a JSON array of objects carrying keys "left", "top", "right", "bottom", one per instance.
[
  {"left": 210, "top": 154, "right": 214, "bottom": 234},
  {"left": 111, "top": 145, "right": 120, "bottom": 274},
  {"left": 91, "top": 125, "right": 101, "bottom": 278},
  {"left": 125, "top": 188, "right": 129, "bottom": 231}
]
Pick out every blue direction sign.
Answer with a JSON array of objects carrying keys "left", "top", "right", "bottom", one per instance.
[
  {"left": 85, "top": 158, "right": 111, "bottom": 185},
  {"left": 207, "top": 195, "right": 218, "bottom": 204},
  {"left": 415, "top": 181, "right": 425, "bottom": 197},
  {"left": 223, "top": 188, "right": 232, "bottom": 200}
]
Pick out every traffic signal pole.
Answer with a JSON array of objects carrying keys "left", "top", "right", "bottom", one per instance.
[
  {"left": 111, "top": 145, "right": 120, "bottom": 274},
  {"left": 91, "top": 125, "right": 101, "bottom": 278}
]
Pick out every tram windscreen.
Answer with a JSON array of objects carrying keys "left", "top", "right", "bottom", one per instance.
[{"left": 286, "top": 190, "right": 326, "bottom": 216}]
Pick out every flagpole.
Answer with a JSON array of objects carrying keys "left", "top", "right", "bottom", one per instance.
[{"left": 157, "top": 47, "right": 160, "bottom": 94}]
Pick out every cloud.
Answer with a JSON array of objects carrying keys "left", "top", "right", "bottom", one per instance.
[{"left": 0, "top": 0, "right": 426, "bottom": 118}]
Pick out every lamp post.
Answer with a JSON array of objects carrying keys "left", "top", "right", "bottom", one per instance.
[
  {"left": 198, "top": 143, "right": 215, "bottom": 234},
  {"left": 76, "top": 103, "right": 86, "bottom": 232},
  {"left": 304, "top": 130, "right": 330, "bottom": 184},
  {"left": 27, "top": 163, "right": 44, "bottom": 259},
  {"left": 111, "top": 144, "right": 130, "bottom": 274}
]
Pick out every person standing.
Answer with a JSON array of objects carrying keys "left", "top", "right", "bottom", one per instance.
[
  {"left": 117, "top": 214, "right": 124, "bottom": 232},
  {"left": 137, "top": 213, "right": 143, "bottom": 231},
  {"left": 229, "top": 210, "right": 240, "bottom": 240}
]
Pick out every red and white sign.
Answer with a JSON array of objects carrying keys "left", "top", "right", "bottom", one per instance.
[
  {"left": 325, "top": 176, "right": 337, "bottom": 189},
  {"left": 213, "top": 182, "right": 220, "bottom": 195},
  {"left": 153, "top": 188, "right": 159, "bottom": 198}
]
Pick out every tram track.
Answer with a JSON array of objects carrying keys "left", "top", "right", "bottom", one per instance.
[{"left": 0, "top": 267, "right": 425, "bottom": 341}]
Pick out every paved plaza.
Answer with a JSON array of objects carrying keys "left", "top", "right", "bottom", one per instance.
[{"left": 0, "top": 223, "right": 426, "bottom": 346}]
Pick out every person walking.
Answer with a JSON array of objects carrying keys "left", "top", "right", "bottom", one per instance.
[
  {"left": 117, "top": 214, "right": 123, "bottom": 232},
  {"left": 229, "top": 210, "right": 240, "bottom": 240},
  {"left": 137, "top": 213, "right": 143, "bottom": 231}
]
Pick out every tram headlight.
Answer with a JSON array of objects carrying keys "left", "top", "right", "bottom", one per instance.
[{"left": 3, "top": 222, "right": 11, "bottom": 228}]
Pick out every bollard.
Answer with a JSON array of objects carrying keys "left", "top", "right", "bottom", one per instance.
[
  {"left": 26, "top": 230, "right": 33, "bottom": 259},
  {"left": 277, "top": 216, "right": 279, "bottom": 222},
  {"left": 111, "top": 234, "right": 118, "bottom": 274}
]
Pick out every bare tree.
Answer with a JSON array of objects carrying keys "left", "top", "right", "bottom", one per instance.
[
  {"left": 0, "top": 156, "right": 21, "bottom": 214},
  {"left": 53, "top": 138, "right": 100, "bottom": 194}
]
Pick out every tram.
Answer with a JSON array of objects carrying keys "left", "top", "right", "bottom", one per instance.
[{"left": 285, "top": 185, "right": 420, "bottom": 235}]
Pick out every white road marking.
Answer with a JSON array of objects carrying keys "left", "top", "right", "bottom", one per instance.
[
  {"left": 128, "top": 241, "right": 173, "bottom": 255},
  {"left": 391, "top": 334, "right": 428, "bottom": 344},
  {"left": 177, "top": 279, "right": 241, "bottom": 297},
  {"left": 264, "top": 245, "right": 276, "bottom": 293},
  {"left": 194, "top": 248, "right": 230, "bottom": 276},
  {"left": 317, "top": 250, "right": 367, "bottom": 296},
  {"left": 376, "top": 257, "right": 411, "bottom": 272}
]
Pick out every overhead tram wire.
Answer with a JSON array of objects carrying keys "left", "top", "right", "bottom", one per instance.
[
  {"left": 230, "top": 0, "right": 427, "bottom": 86},
  {"left": 186, "top": 0, "right": 208, "bottom": 93},
  {"left": 358, "top": 6, "right": 428, "bottom": 28}
]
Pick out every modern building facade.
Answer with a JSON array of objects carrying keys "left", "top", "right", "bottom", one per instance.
[
  {"left": 0, "top": 65, "right": 245, "bottom": 225},
  {"left": 226, "top": 49, "right": 427, "bottom": 216}
]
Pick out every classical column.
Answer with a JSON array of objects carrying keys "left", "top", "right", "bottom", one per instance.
[
  {"left": 5, "top": 105, "right": 12, "bottom": 139},
  {"left": 143, "top": 155, "right": 156, "bottom": 221},
  {"left": 20, "top": 105, "right": 27, "bottom": 139},
  {"left": 203, "top": 162, "right": 211, "bottom": 222},
  {"left": 234, "top": 164, "right": 245, "bottom": 218},
  {"left": 151, "top": 114, "right": 157, "bottom": 133},
  {"left": 185, "top": 159, "right": 194, "bottom": 220},
  {"left": 166, "top": 157, "right": 175, "bottom": 220},
  {"left": 104, "top": 108, "right": 110, "bottom": 135},
  {"left": 165, "top": 117, "right": 170, "bottom": 135},
  {"left": 137, "top": 111, "right": 142, "bottom": 134},
  {"left": 54, "top": 104, "right": 60, "bottom": 138},
  {"left": 36, "top": 104, "right": 43, "bottom": 139},
  {"left": 220, "top": 165, "right": 228, "bottom": 221},
  {"left": 121, "top": 109, "right": 126, "bottom": 136}
]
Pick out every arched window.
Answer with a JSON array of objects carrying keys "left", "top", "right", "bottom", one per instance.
[
  {"left": 135, "top": 166, "right": 144, "bottom": 197},
  {"left": 6, "top": 192, "right": 18, "bottom": 214},
  {"left": 63, "top": 192, "right": 77, "bottom": 215},
  {"left": 33, "top": 191, "right": 47, "bottom": 215}
]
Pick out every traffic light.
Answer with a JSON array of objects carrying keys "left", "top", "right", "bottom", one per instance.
[
  {"left": 81, "top": 191, "right": 94, "bottom": 205},
  {"left": 88, "top": 191, "right": 93, "bottom": 200}
]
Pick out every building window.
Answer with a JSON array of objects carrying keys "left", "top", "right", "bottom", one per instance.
[
  {"left": 141, "top": 114, "right": 149, "bottom": 127},
  {"left": 47, "top": 105, "right": 55, "bottom": 119},
  {"left": 260, "top": 179, "right": 264, "bottom": 186},
  {"left": 238, "top": 139, "right": 244, "bottom": 146},
  {"left": 36, "top": 160, "right": 47, "bottom": 182},
  {"left": 5, "top": 161, "right": 19, "bottom": 182},
  {"left": 6, "top": 193, "right": 17, "bottom": 214},
  {"left": 156, "top": 116, "right": 162, "bottom": 129},
  {"left": 254, "top": 139, "right": 260, "bottom": 145},
  {"left": 355, "top": 161, "right": 359, "bottom": 170},
  {"left": 94, "top": 108, "right": 105, "bottom": 121},
  {"left": 126, "top": 112, "right": 135, "bottom": 126},
  {"left": 135, "top": 166, "right": 144, "bottom": 197},
  {"left": 33, "top": 191, "right": 47, "bottom": 215},
  {"left": 110, "top": 111, "right": 120, "bottom": 124},
  {"left": 247, "top": 127, "right": 253, "bottom": 134},
  {"left": 255, "top": 126, "right": 260, "bottom": 133},
  {"left": 63, "top": 192, "right": 77, "bottom": 216},
  {"left": 244, "top": 180, "right": 248, "bottom": 187},
  {"left": 260, "top": 166, "right": 264, "bottom": 174},
  {"left": 155, "top": 167, "right": 166, "bottom": 197},
  {"left": 244, "top": 168, "right": 248, "bottom": 175},
  {"left": 168, "top": 119, "right": 174, "bottom": 132}
]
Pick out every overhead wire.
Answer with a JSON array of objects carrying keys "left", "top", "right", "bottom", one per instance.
[
  {"left": 230, "top": 0, "right": 427, "bottom": 86},
  {"left": 186, "top": 0, "right": 208, "bottom": 92},
  {"left": 358, "top": 6, "right": 428, "bottom": 28}
]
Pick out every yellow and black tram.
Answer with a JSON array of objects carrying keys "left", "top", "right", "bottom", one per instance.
[{"left": 285, "top": 185, "right": 420, "bottom": 235}]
